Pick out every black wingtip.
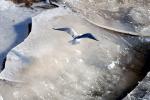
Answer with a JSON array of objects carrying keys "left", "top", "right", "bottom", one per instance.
[{"left": 94, "top": 38, "right": 99, "bottom": 41}]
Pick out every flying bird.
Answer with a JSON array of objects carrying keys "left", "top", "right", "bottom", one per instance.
[{"left": 53, "top": 27, "right": 99, "bottom": 44}]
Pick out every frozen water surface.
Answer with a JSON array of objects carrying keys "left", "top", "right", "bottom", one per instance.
[
  {"left": 0, "top": 6, "right": 148, "bottom": 100},
  {"left": 0, "top": 0, "right": 150, "bottom": 100}
]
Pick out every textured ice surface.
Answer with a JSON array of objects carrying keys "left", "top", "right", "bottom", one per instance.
[
  {"left": 0, "top": 1, "right": 46, "bottom": 70},
  {"left": 62, "top": 0, "right": 150, "bottom": 36},
  {"left": 0, "top": 7, "right": 147, "bottom": 100},
  {"left": 0, "top": 0, "right": 14, "bottom": 11},
  {"left": 0, "top": 0, "right": 150, "bottom": 100}
]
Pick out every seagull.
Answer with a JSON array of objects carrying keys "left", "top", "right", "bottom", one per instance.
[{"left": 53, "top": 27, "right": 99, "bottom": 44}]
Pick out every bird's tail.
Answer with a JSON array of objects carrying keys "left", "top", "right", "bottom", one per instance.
[{"left": 68, "top": 39, "right": 80, "bottom": 45}]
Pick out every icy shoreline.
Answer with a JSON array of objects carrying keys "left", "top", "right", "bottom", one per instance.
[{"left": 0, "top": 0, "right": 150, "bottom": 100}]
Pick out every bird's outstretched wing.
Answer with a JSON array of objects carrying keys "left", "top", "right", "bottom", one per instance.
[
  {"left": 53, "top": 28, "right": 78, "bottom": 38},
  {"left": 76, "top": 33, "right": 99, "bottom": 41}
]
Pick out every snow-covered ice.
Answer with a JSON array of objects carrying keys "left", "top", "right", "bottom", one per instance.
[
  {"left": 0, "top": 0, "right": 15, "bottom": 11},
  {"left": 0, "top": 0, "right": 149, "bottom": 100},
  {"left": 0, "top": 6, "right": 147, "bottom": 100}
]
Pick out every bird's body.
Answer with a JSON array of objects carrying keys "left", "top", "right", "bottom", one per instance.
[{"left": 53, "top": 27, "right": 99, "bottom": 44}]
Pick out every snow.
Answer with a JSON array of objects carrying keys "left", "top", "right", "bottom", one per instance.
[
  {"left": 0, "top": 7, "right": 111, "bottom": 99},
  {"left": 108, "top": 61, "right": 116, "bottom": 69},
  {"left": 107, "top": 59, "right": 119, "bottom": 70},
  {"left": 0, "top": 0, "right": 14, "bottom": 11},
  {"left": 0, "top": 6, "right": 144, "bottom": 100},
  {"left": 0, "top": 96, "right": 3, "bottom": 100},
  {"left": 0, "top": 1, "right": 46, "bottom": 71},
  {"left": 0, "top": 1, "right": 149, "bottom": 100}
]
